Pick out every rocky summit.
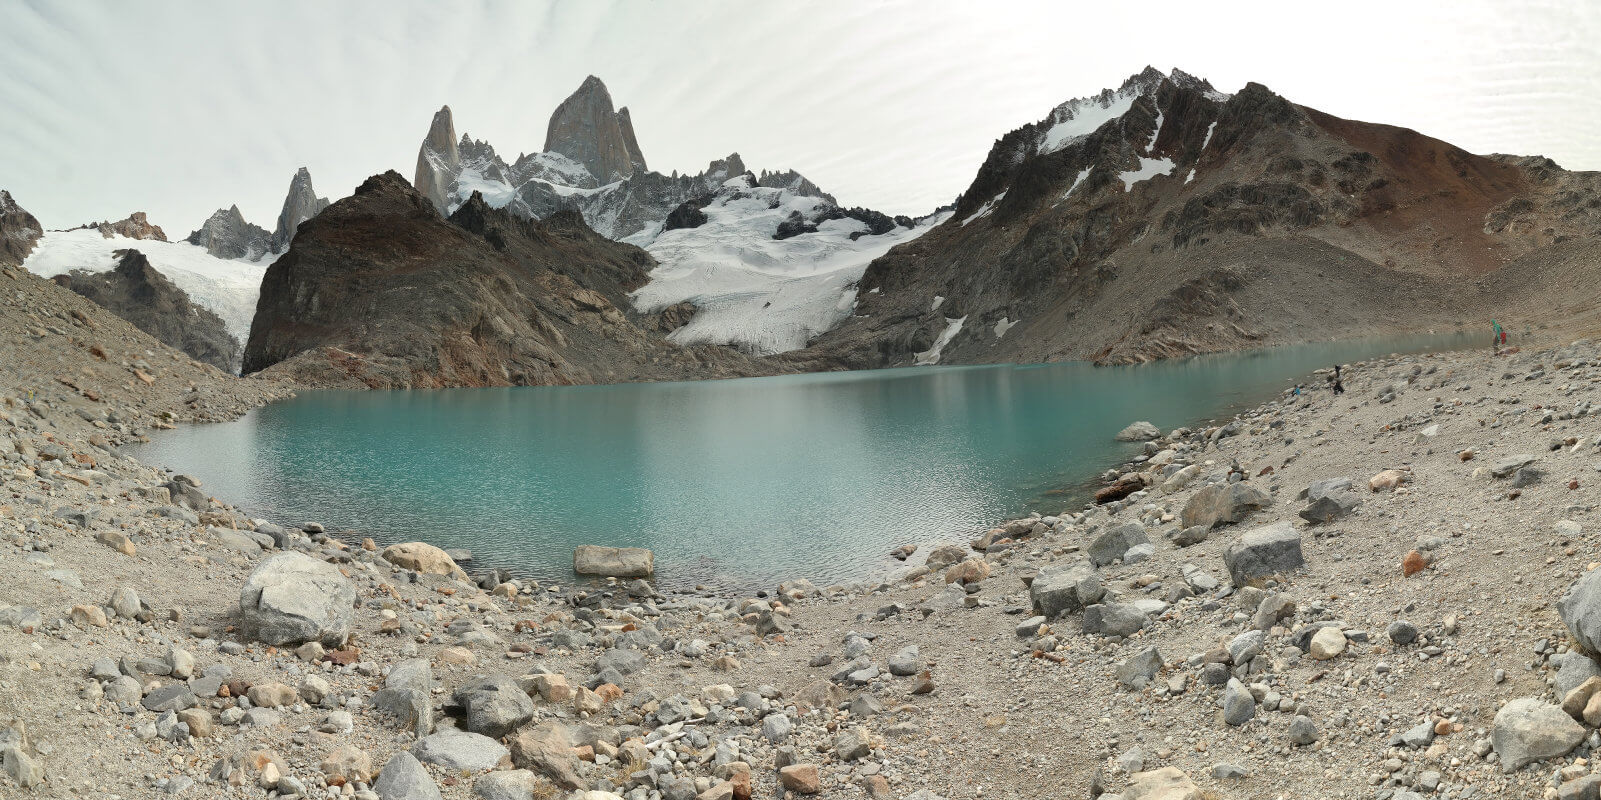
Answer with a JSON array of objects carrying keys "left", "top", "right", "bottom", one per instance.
[
  {"left": 50, "top": 248, "right": 241, "bottom": 372},
  {"left": 544, "top": 74, "right": 646, "bottom": 186},
  {"left": 184, "top": 204, "right": 272, "bottom": 260},
  {"left": 0, "top": 189, "right": 43, "bottom": 268},
  {"left": 269, "top": 167, "right": 332, "bottom": 253},
  {"left": 71, "top": 211, "right": 168, "bottom": 242}
]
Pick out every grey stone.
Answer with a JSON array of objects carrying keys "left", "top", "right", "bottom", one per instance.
[
  {"left": 1299, "top": 492, "right": 1359, "bottom": 524},
  {"left": 1089, "top": 523, "right": 1150, "bottom": 567},
  {"left": 473, "top": 770, "right": 540, "bottom": 800},
  {"left": 1180, "top": 482, "right": 1272, "bottom": 529},
  {"left": 141, "top": 684, "right": 197, "bottom": 712},
  {"left": 1029, "top": 562, "right": 1104, "bottom": 618},
  {"left": 1388, "top": 620, "right": 1419, "bottom": 645},
  {"left": 373, "top": 659, "right": 434, "bottom": 734},
  {"left": 453, "top": 675, "right": 536, "bottom": 739},
  {"left": 1115, "top": 646, "right": 1163, "bottom": 690},
  {"left": 1492, "top": 698, "right": 1584, "bottom": 772},
  {"left": 1490, "top": 454, "right": 1538, "bottom": 478},
  {"left": 239, "top": 552, "right": 355, "bottom": 647},
  {"left": 1227, "top": 630, "right": 1265, "bottom": 664},
  {"left": 1114, "top": 421, "right": 1161, "bottom": 441},
  {"left": 761, "top": 713, "right": 792, "bottom": 743},
  {"left": 412, "top": 729, "right": 509, "bottom": 771},
  {"left": 596, "top": 648, "right": 645, "bottom": 676},
  {"left": 1082, "top": 603, "right": 1146, "bottom": 638},
  {"left": 1556, "top": 651, "right": 1601, "bottom": 698},
  {"left": 572, "top": 545, "right": 654, "bottom": 578},
  {"left": 888, "top": 646, "right": 920, "bottom": 677},
  {"left": 1222, "top": 521, "right": 1304, "bottom": 587},
  {"left": 372, "top": 751, "right": 443, "bottom": 800},
  {"left": 1288, "top": 715, "right": 1319, "bottom": 745},
  {"left": 109, "top": 586, "right": 140, "bottom": 619},
  {"left": 1222, "top": 681, "right": 1256, "bottom": 726}
]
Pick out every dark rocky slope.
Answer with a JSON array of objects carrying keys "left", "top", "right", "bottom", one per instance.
[
  {"left": 0, "top": 190, "right": 43, "bottom": 268},
  {"left": 799, "top": 68, "right": 1601, "bottom": 367},
  {"left": 242, "top": 171, "right": 829, "bottom": 388},
  {"left": 51, "top": 249, "right": 241, "bottom": 372}
]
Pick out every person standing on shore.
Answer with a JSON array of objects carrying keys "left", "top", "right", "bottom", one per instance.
[
  {"left": 1492, "top": 319, "right": 1504, "bottom": 353},
  {"left": 1332, "top": 364, "right": 1345, "bottom": 395}
]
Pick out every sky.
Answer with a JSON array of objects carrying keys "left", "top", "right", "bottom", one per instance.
[{"left": 2, "top": 0, "right": 1598, "bottom": 235}]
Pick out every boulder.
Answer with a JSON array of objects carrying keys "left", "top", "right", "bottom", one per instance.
[
  {"left": 1180, "top": 482, "right": 1272, "bottom": 529},
  {"left": 372, "top": 751, "right": 443, "bottom": 800},
  {"left": 411, "top": 729, "right": 509, "bottom": 771},
  {"left": 1299, "top": 491, "right": 1359, "bottom": 524},
  {"left": 1082, "top": 603, "right": 1146, "bottom": 638},
  {"left": 453, "top": 675, "right": 536, "bottom": 738},
  {"left": 373, "top": 659, "right": 434, "bottom": 734},
  {"left": 1124, "top": 767, "right": 1202, "bottom": 800},
  {"left": 1116, "top": 647, "right": 1163, "bottom": 690},
  {"left": 1088, "top": 523, "right": 1150, "bottom": 567},
  {"left": 1492, "top": 698, "right": 1584, "bottom": 772},
  {"left": 1490, "top": 454, "right": 1538, "bottom": 479},
  {"left": 573, "top": 545, "right": 654, "bottom": 578},
  {"left": 381, "top": 542, "right": 467, "bottom": 578},
  {"left": 510, "top": 722, "right": 581, "bottom": 789},
  {"left": 1029, "top": 562, "right": 1104, "bottom": 618},
  {"left": 1558, "top": 569, "right": 1601, "bottom": 657},
  {"left": 473, "top": 770, "right": 542, "bottom": 800},
  {"left": 1115, "top": 421, "right": 1162, "bottom": 441},
  {"left": 239, "top": 552, "right": 356, "bottom": 647},
  {"left": 1222, "top": 521, "right": 1304, "bottom": 587}
]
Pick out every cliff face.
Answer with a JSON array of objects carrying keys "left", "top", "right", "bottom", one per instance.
[
  {"left": 242, "top": 171, "right": 814, "bottom": 388},
  {"left": 0, "top": 190, "right": 43, "bottom": 268},
  {"left": 51, "top": 248, "right": 241, "bottom": 371},
  {"left": 543, "top": 75, "right": 641, "bottom": 185}
]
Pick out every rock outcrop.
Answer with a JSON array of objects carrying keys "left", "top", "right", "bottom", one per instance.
[
  {"left": 0, "top": 190, "right": 43, "bottom": 267},
  {"left": 414, "top": 105, "right": 462, "bottom": 214},
  {"left": 50, "top": 249, "right": 241, "bottom": 371},
  {"left": 242, "top": 171, "right": 807, "bottom": 388},
  {"left": 184, "top": 205, "right": 271, "bottom": 260},
  {"left": 543, "top": 75, "right": 641, "bottom": 185},
  {"left": 269, "top": 167, "right": 331, "bottom": 253},
  {"left": 73, "top": 211, "right": 167, "bottom": 241}
]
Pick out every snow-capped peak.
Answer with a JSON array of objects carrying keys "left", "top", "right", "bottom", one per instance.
[{"left": 1040, "top": 67, "right": 1228, "bottom": 155}]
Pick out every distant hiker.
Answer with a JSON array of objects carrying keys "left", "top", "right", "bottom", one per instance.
[
  {"left": 1492, "top": 319, "right": 1504, "bottom": 352},
  {"left": 1293, "top": 385, "right": 1301, "bottom": 397},
  {"left": 1333, "top": 375, "right": 1345, "bottom": 395}
]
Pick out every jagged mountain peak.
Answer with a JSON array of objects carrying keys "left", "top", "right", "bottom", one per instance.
[
  {"left": 269, "top": 167, "right": 331, "bottom": 253},
  {"left": 545, "top": 74, "right": 639, "bottom": 185},
  {"left": 186, "top": 204, "right": 271, "bottom": 261},
  {"left": 0, "top": 189, "right": 44, "bottom": 268}
]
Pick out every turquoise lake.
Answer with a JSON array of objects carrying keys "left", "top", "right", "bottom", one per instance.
[{"left": 129, "top": 335, "right": 1473, "bottom": 590}]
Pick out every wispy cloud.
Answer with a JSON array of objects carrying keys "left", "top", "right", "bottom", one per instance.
[{"left": 1, "top": 0, "right": 1596, "bottom": 234}]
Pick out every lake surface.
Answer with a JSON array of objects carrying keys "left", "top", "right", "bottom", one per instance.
[{"left": 130, "top": 334, "right": 1474, "bottom": 590}]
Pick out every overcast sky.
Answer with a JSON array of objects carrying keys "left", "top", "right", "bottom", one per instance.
[{"left": 2, "top": 0, "right": 1597, "bottom": 235}]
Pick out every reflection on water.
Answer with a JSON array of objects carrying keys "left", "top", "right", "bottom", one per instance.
[{"left": 129, "top": 334, "right": 1475, "bottom": 589}]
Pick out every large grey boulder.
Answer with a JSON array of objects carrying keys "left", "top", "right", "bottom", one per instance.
[
  {"left": 411, "top": 729, "right": 509, "bottom": 771},
  {"left": 453, "top": 676, "right": 536, "bottom": 738},
  {"left": 1030, "top": 562, "right": 1104, "bottom": 618},
  {"left": 1082, "top": 603, "right": 1146, "bottom": 638},
  {"left": 373, "top": 659, "right": 434, "bottom": 734},
  {"left": 1299, "top": 478, "right": 1360, "bottom": 524},
  {"left": 1088, "top": 523, "right": 1150, "bottom": 567},
  {"left": 1180, "top": 482, "right": 1272, "bottom": 529},
  {"left": 372, "top": 751, "right": 443, "bottom": 800},
  {"left": 1222, "top": 521, "right": 1304, "bottom": 587},
  {"left": 473, "top": 770, "right": 541, "bottom": 800},
  {"left": 1492, "top": 698, "right": 1584, "bottom": 772},
  {"left": 1559, "top": 570, "right": 1601, "bottom": 657},
  {"left": 1556, "top": 651, "right": 1601, "bottom": 698},
  {"left": 573, "top": 545, "right": 654, "bottom": 578},
  {"left": 238, "top": 553, "right": 355, "bottom": 647},
  {"left": 1114, "top": 421, "right": 1161, "bottom": 442},
  {"left": 1116, "top": 646, "right": 1163, "bottom": 690}
]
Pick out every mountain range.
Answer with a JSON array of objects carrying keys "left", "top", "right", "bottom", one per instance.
[{"left": 6, "top": 69, "right": 1601, "bottom": 385}]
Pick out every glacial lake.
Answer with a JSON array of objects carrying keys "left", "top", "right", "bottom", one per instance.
[{"left": 130, "top": 334, "right": 1475, "bottom": 590}]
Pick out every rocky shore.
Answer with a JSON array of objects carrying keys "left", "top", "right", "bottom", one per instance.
[{"left": 8, "top": 254, "right": 1601, "bottom": 800}]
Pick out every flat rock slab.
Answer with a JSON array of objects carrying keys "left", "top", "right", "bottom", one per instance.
[
  {"left": 573, "top": 545, "right": 654, "bottom": 577},
  {"left": 411, "top": 729, "right": 508, "bottom": 771}
]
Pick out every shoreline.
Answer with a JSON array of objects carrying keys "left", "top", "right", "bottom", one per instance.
[{"left": 10, "top": 269, "right": 1600, "bottom": 799}]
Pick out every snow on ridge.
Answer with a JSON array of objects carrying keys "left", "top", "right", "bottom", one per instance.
[
  {"left": 631, "top": 184, "right": 946, "bottom": 355},
  {"left": 22, "top": 229, "right": 271, "bottom": 346},
  {"left": 1120, "top": 157, "right": 1177, "bottom": 191},
  {"left": 1041, "top": 92, "right": 1138, "bottom": 155},
  {"left": 961, "top": 191, "right": 1005, "bottom": 226}
]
